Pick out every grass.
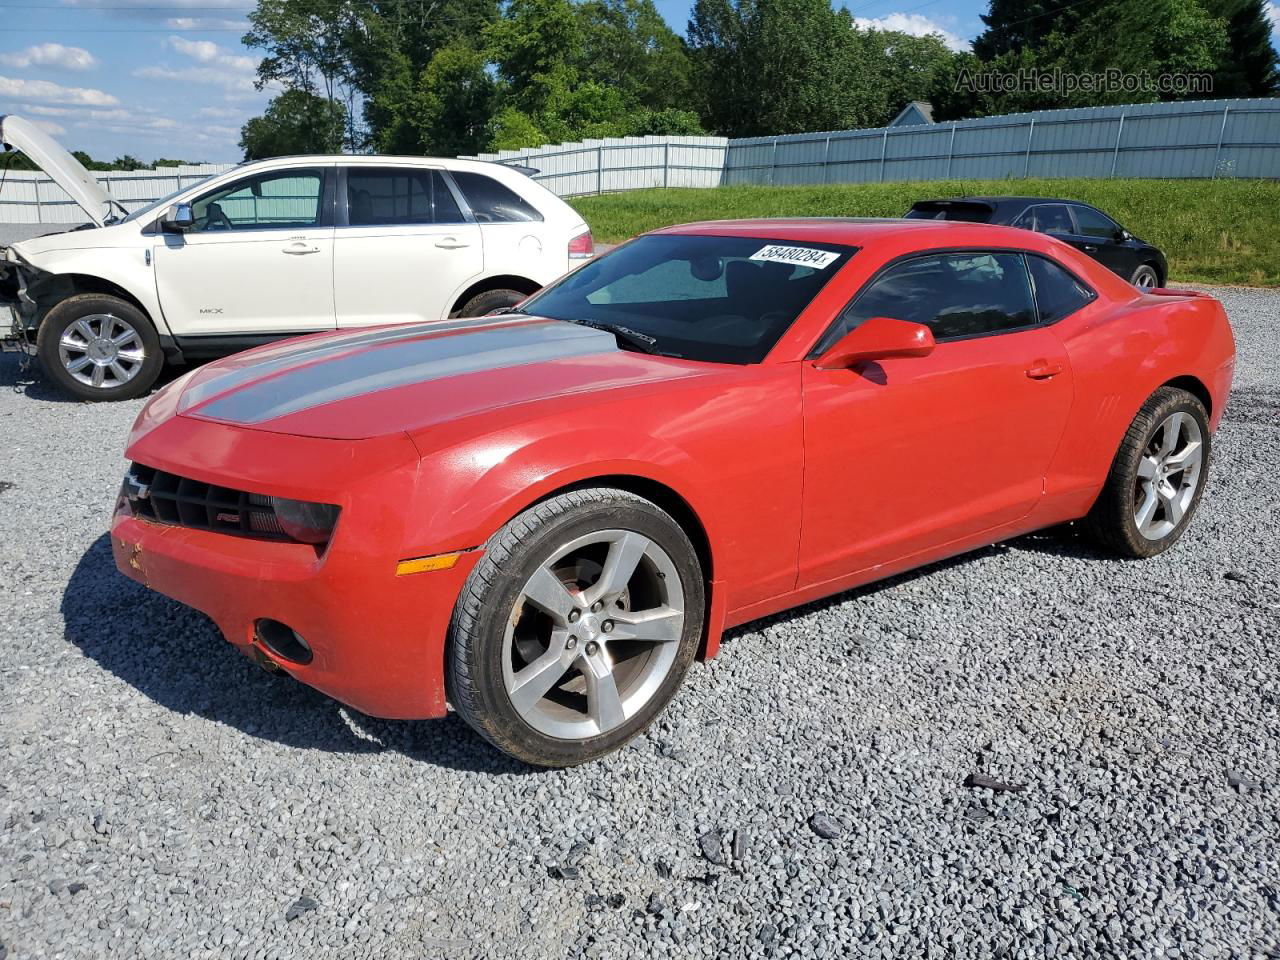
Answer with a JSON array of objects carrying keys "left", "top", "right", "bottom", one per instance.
[{"left": 570, "top": 179, "right": 1280, "bottom": 287}]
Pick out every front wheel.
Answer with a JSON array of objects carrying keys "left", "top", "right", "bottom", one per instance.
[
  {"left": 446, "top": 488, "right": 705, "bottom": 766},
  {"left": 36, "top": 294, "right": 162, "bottom": 401},
  {"left": 1084, "top": 387, "right": 1210, "bottom": 558},
  {"left": 457, "top": 288, "right": 528, "bottom": 317},
  {"left": 1130, "top": 263, "right": 1160, "bottom": 290}
]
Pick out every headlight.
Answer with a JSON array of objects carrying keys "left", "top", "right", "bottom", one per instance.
[{"left": 270, "top": 497, "right": 340, "bottom": 544}]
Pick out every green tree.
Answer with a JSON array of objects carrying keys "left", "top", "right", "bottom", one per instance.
[
  {"left": 577, "top": 0, "right": 694, "bottom": 110},
  {"left": 972, "top": 0, "right": 1079, "bottom": 61},
  {"left": 417, "top": 43, "right": 496, "bottom": 155},
  {"left": 1201, "top": 0, "right": 1280, "bottom": 95},
  {"left": 239, "top": 88, "right": 348, "bottom": 159}
]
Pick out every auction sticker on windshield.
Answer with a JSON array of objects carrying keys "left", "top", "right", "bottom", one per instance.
[{"left": 749, "top": 245, "right": 842, "bottom": 269}]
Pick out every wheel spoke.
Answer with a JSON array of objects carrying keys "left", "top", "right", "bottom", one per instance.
[
  {"left": 582, "top": 655, "right": 626, "bottom": 732},
  {"left": 108, "top": 361, "right": 130, "bottom": 383},
  {"left": 521, "top": 565, "right": 579, "bottom": 625},
  {"left": 1157, "top": 481, "right": 1185, "bottom": 524},
  {"left": 1137, "top": 455, "right": 1159, "bottom": 480},
  {"left": 1164, "top": 440, "right": 1201, "bottom": 473},
  {"left": 608, "top": 605, "right": 683, "bottom": 643},
  {"left": 1135, "top": 483, "right": 1159, "bottom": 531},
  {"left": 1159, "top": 414, "right": 1184, "bottom": 458},
  {"left": 73, "top": 318, "right": 97, "bottom": 342},
  {"left": 588, "top": 532, "right": 649, "bottom": 604},
  {"left": 90, "top": 364, "right": 106, "bottom": 387},
  {"left": 65, "top": 355, "right": 92, "bottom": 374},
  {"left": 508, "top": 637, "right": 571, "bottom": 717},
  {"left": 112, "top": 328, "right": 139, "bottom": 348}
]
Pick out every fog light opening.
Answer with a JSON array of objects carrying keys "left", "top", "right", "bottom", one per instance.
[{"left": 254, "top": 618, "right": 313, "bottom": 665}]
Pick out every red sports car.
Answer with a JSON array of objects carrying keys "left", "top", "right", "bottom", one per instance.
[{"left": 112, "top": 219, "right": 1235, "bottom": 766}]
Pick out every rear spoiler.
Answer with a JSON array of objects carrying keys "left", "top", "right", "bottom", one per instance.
[{"left": 1144, "top": 288, "right": 1212, "bottom": 299}]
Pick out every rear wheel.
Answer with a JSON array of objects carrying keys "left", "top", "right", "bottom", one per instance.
[
  {"left": 458, "top": 288, "right": 528, "bottom": 317},
  {"left": 36, "top": 294, "right": 162, "bottom": 401},
  {"left": 446, "top": 488, "right": 705, "bottom": 766},
  {"left": 1084, "top": 387, "right": 1210, "bottom": 558}
]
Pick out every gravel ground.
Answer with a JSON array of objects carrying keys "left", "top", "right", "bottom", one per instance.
[{"left": 1, "top": 288, "right": 1277, "bottom": 960}]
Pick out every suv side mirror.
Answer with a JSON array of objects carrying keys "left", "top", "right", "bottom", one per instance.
[
  {"left": 1114, "top": 228, "right": 1131, "bottom": 242},
  {"left": 162, "top": 203, "right": 194, "bottom": 232},
  {"left": 814, "top": 316, "right": 935, "bottom": 370}
]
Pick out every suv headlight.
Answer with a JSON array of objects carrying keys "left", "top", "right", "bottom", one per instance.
[{"left": 270, "top": 497, "right": 340, "bottom": 544}]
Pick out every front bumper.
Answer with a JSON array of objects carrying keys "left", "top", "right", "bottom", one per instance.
[{"left": 110, "top": 413, "right": 477, "bottom": 719}]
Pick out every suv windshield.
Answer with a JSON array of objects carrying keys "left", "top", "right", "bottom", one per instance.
[
  {"left": 520, "top": 234, "right": 856, "bottom": 364},
  {"left": 121, "top": 173, "right": 219, "bottom": 224}
]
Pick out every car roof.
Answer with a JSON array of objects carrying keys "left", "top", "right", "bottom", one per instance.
[{"left": 651, "top": 217, "right": 1050, "bottom": 247}]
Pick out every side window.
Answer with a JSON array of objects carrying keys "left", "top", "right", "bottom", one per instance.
[
  {"left": 1027, "top": 255, "right": 1096, "bottom": 324},
  {"left": 1032, "top": 204, "right": 1074, "bottom": 236},
  {"left": 450, "top": 171, "right": 543, "bottom": 223},
  {"left": 346, "top": 168, "right": 465, "bottom": 226},
  {"left": 1071, "top": 205, "right": 1120, "bottom": 239},
  {"left": 1012, "top": 208, "right": 1036, "bottom": 230},
  {"left": 834, "top": 251, "right": 1036, "bottom": 343},
  {"left": 190, "top": 169, "right": 323, "bottom": 233}
]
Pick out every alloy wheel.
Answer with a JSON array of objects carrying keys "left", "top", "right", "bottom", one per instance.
[
  {"left": 1132, "top": 266, "right": 1159, "bottom": 290},
  {"left": 502, "top": 529, "right": 685, "bottom": 740},
  {"left": 58, "top": 313, "right": 146, "bottom": 389},
  {"left": 1134, "top": 411, "right": 1203, "bottom": 540}
]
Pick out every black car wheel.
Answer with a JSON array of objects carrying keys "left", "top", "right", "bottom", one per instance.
[
  {"left": 458, "top": 288, "right": 529, "bottom": 317},
  {"left": 1130, "top": 263, "right": 1161, "bottom": 290}
]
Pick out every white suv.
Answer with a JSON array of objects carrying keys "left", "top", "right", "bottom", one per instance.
[{"left": 0, "top": 115, "right": 593, "bottom": 400}]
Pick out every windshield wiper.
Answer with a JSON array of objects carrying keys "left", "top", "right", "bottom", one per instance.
[{"left": 565, "top": 318, "right": 662, "bottom": 355}]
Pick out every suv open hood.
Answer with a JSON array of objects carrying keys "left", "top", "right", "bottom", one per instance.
[{"left": 0, "top": 115, "right": 117, "bottom": 227}]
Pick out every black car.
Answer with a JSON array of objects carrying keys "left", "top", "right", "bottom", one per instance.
[{"left": 904, "top": 197, "right": 1167, "bottom": 290}]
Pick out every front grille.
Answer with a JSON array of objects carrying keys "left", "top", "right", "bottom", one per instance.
[{"left": 123, "top": 463, "right": 289, "bottom": 540}]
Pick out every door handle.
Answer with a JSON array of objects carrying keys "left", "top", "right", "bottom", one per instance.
[
  {"left": 1082, "top": 244, "right": 1098, "bottom": 252},
  {"left": 1025, "top": 361, "right": 1063, "bottom": 380},
  {"left": 283, "top": 242, "right": 320, "bottom": 255},
  {"left": 434, "top": 237, "right": 470, "bottom": 250}
]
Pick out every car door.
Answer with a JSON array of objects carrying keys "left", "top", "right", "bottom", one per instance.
[
  {"left": 798, "top": 250, "right": 1075, "bottom": 589},
  {"left": 152, "top": 166, "right": 336, "bottom": 337},
  {"left": 1066, "top": 204, "right": 1139, "bottom": 279},
  {"left": 332, "top": 165, "right": 483, "bottom": 327}
]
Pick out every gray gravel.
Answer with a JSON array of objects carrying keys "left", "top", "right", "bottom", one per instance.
[{"left": 1, "top": 287, "right": 1278, "bottom": 959}]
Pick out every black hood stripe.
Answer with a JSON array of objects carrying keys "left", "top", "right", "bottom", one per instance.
[{"left": 192, "top": 321, "right": 618, "bottom": 425}]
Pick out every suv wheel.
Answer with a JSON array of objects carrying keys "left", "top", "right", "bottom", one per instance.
[
  {"left": 458, "top": 288, "right": 529, "bottom": 317},
  {"left": 37, "top": 294, "right": 162, "bottom": 401},
  {"left": 1130, "top": 263, "right": 1160, "bottom": 290},
  {"left": 446, "top": 487, "right": 705, "bottom": 766}
]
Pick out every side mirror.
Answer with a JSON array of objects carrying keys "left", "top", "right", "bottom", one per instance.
[
  {"left": 1114, "top": 228, "right": 1131, "bottom": 242},
  {"left": 162, "top": 203, "right": 194, "bottom": 232},
  {"left": 813, "top": 316, "right": 935, "bottom": 370}
]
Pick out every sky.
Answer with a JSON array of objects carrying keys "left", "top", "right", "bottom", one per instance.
[{"left": 0, "top": 0, "right": 1277, "bottom": 164}]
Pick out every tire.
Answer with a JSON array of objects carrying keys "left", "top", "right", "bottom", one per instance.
[
  {"left": 36, "top": 294, "right": 162, "bottom": 401},
  {"left": 458, "top": 288, "right": 529, "bottom": 317},
  {"left": 1130, "top": 263, "right": 1161, "bottom": 290},
  {"left": 1083, "top": 387, "right": 1211, "bottom": 558},
  {"left": 446, "top": 487, "right": 705, "bottom": 767}
]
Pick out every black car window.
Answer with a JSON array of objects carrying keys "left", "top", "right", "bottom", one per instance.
[
  {"left": 520, "top": 234, "right": 856, "bottom": 364},
  {"left": 450, "top": 171, "right": 543, "bottom": 223},
  {"left": 346, "top": 168, "right": 464, "bottom": 226},
  {"left": 1071, "top": 205, "right": 1121, "bottom": 239},
  {"left": 189, "top": 169, "right": 323, "bottom": 233},
  {"left": 1027, "top": 255, "right": 1096, "bottom": 324},
  {"left": 1030, "top": 204, "right": 1074, "bottom": 236},
  {"left": 828, "top": 251, "right": 1036, "bottom": 346}
]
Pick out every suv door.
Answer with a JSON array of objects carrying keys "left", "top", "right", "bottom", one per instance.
[
  {"left": 798, "top": 250, "right": 1074, "bottom": 588},
  {"left": 333, "top": 165, "right": 483, "bottom": 327},
  {"left": 152, "top": 166, "right": 336, "bottom": 337}
]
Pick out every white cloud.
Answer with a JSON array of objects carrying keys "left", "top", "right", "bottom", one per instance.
[
  {"left": 855, "top": 13, "right": 970, "bottom": 52},
  {"left": 166, "top": 16, "right": 250, "bottom": 31},
  {"left": 0, "top": 75, "right": 119, "bottom": 106},
  {"left": 168, "top": 36, "right": 257, "bottom": 71},
  {"left": 195, "top": 105, "right": 243, "bottom": 119},
  {"left": 0, "top": 43, "right": 98, "bottom": 71},
  {"left": 32, "top": 118, "right": 67, "bottom": 136},
  {"left": 134, "top": 65, "right": 259, "bottom": 97}
]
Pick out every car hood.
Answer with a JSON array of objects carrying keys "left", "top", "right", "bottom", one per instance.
[
  {"left": 0, "top": 115, "right": 117, "bottom": 227},
  {"left": 153, "top": 315, "right": 718, "bottom": 441}
]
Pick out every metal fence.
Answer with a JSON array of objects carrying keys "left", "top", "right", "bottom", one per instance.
[
  {"left": 0, "top": 162, "right": 232, "bottom": 224},
  {"left": 470, "top": 97, "right": 1280, "bottom": 195},
  {"left": 4, "top": 98, "right": 1279, "bottom": 223}
]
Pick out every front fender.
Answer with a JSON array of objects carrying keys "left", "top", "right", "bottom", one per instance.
[{"left": 20, "top": 243, "right": 169, "bottom": 336}]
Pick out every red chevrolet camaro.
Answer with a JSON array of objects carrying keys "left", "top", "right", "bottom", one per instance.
[{"left": 112, "top": 219, "right": 1235, "bottom": 765}]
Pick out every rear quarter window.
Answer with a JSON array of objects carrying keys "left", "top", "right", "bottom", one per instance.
[{"left": 451, "top": 171, "right": 543, "bottom": 223}]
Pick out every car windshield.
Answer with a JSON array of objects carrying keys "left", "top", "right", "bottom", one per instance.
[
  {"left": 520, "top": 234, "right": 857, "bottom": 364},
  {"left": 120, "top": 173, "right": 219, "bottom": 223}
]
